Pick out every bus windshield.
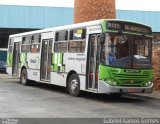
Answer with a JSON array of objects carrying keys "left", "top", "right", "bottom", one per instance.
[{"left": 102, "top": 33, "right": 152, "bottom": 69}]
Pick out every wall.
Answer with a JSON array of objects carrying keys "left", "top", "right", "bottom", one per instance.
[
  {"left": 152, "top": 45, "right": 160, "bottom": 90},
  {"left": 0, "top": 5, "right": 160, "bottom": 32},
  {"left": 153, "top": 34, "right": 160, "bottom": 90},
  {"left": 116, "top": 10, "right": 160, "bottom": 32},
  {"left": 74, "top": 0, "right": 115, "bottom": 23},
  {"left": 0, "top": 5, "right": 74, "bottom": 29}
]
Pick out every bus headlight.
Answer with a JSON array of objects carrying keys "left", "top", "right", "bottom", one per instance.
[
  {"left": 145, "top": 80, "right": 152, "bottom": 87},
  {"left": 106, "top": 79, "right": 117, "bottom": 86}
]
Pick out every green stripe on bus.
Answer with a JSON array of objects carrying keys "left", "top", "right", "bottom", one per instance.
[
  {"left": 51, "top": 53, "right": 54, "bottom": 65},
  {"left": 101, "top": 19, "right": 107, "bottom": 33},
  {"left": 60, "top": 66, "right": 65, "bottom": 72},
  {"left": 53, "top": 53, "right": 58, "bottom": 71},
  {"left": 20, "top": 53, "right": 26, "bottom": 63},
  {"left": 7, "top": 53, "right": 13, "bottom": 66},
  {"left": 51, "top": 53, "right": 65, "bottom": 72},
  {"left": 20, "top": 53, "right": 28, "bottom": 67},
  {"left": 58, "top": 53, "right": 63, "bottom": 65}
]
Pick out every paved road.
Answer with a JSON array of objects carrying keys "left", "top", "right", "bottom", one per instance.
[{"left": 0, "top": 77, "right": 160, "bottom": 118}]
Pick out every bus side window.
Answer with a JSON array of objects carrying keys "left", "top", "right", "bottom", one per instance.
[
  {"left": 68, "top": 28, "right": 86, "bottom": 53},
  {"left": 54, "top": 31, "right": 68, "bottom": 53},
  {"left": 21, "top": 36, "right": 30, "bottom": 53},
  {"left": 30, "top": 34, "right": 41, "bottom": 53}
]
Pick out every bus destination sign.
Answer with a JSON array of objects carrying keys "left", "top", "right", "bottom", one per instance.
[{"left": 107, "top": 21, "right": 152, "bottom": 34}]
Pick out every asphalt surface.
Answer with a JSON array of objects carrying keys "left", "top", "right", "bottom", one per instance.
[{"left": 0, "top": 78, "right": 160, "bottom": 119}]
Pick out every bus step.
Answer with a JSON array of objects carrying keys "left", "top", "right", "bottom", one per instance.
[
  {"left": 86, "top": 88, "right": 98, "bottom": 93},
  {"left": 39, "top": 80, "right": 50, "bottom": 84}
]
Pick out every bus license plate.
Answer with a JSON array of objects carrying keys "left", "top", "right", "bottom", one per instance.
[{"left": 128, "top": 88, "right": 137, "bottom": 93}]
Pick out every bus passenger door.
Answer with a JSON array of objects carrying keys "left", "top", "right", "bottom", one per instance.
[
  {"left": 40, "top": 39, "right": 53, "bottom": 81},
  {"left": 12, "top": 42, "right": 20, "bottom": 76},
  {"left": 87, "top": 35, "right": 100, "bottom": 91}
]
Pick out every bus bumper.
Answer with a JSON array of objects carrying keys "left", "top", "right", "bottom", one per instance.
[{"left": 98, "top": 80, "right": 153, "bottom": 93}]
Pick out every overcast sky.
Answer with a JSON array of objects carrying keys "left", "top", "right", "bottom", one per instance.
[{"left": 0, "top": 0, "right": 160, "bottom": 11}]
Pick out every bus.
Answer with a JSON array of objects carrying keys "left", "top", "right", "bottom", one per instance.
[
  {"left": 0, "top": 48, "right": 7, "bottom": 72},
  {"left": 6, "top": 19, "right": 153, "bottom": 96}
]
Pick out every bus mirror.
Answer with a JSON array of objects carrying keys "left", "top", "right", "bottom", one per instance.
[{"left": 100, "top": 34, "right": 105, "bottom": 44}]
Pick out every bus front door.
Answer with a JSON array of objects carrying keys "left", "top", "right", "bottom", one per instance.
[
  {"left": 40, "top": 39, "right": 53, "bottom": 81},
  {"left": 87, "top": 35, "right": 100, "bottom": 91},
  {"left": 12, "top": 42, "right": 20, "bottom": 76}
]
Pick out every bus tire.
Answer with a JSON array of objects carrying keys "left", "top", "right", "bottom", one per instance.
[
  {"left": 20, "top": 68, "right": 29, "bottom": 86},
  {"left": 68, "top": 73, "right": 80, "bottom": 97}
]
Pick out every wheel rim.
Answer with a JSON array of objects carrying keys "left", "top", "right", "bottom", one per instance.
[{"left": 70, "top": 79, "right": 78, "bottom": 93}]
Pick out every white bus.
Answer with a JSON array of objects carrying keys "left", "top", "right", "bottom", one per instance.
[{"left": 6, "top": 19, "right": 153, "bottom": 96}]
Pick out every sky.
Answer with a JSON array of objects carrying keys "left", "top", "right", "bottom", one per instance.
[{"left": 0, "top": 0, "right": 160, "bottom": 11}]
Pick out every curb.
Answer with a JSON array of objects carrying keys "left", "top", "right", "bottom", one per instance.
[{"left": 124, "top": 93, "right": 160, "bottom": 101}]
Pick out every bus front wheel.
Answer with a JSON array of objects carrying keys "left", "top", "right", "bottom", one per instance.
[
  {"left": 20, "top": 68, "right": 29, "bottom": 86},
  {"left": 68, "top": 73, "right": 80, "bottom": 97}
]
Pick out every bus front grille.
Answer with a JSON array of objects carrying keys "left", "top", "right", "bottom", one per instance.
[{"left": 111, "top": 73, "right": 150, "bottom": 86}]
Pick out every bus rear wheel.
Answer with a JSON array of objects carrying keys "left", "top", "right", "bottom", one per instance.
[
  {"left": 68, "top": 73, "right": 80, "bottom": 97},
  {"left": 20, "top": 68, "right": 29, "bottom": 86}
]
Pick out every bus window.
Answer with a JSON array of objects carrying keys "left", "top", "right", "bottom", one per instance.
[
  {"left": 21, "top": 36, "right": 30, "bottom": 53},
  {"left": 70, "top": 29, "right": 86, "bottom": 40},
  {"left": 68, "top": 41, "right": 85, "bottom": 53},
  {"left": 55, "top": 31, "right": 68, "bottom": 41},
  {"left": 30, "top": 34, "right": 41, "bottom": 53},
  {"left": 54, "top": 31, "right": 68, "bottom": 53},
  {"left": 68, "top": 28, "right": 86, "bottom": 53}
]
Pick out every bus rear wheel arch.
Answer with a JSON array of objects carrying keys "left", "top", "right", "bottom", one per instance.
[
  {"left": 67, "top": 73, "right": 81, "bottom": 97},
  {"left": 20, "top": 67, "right": 29, "bottom": 86}
]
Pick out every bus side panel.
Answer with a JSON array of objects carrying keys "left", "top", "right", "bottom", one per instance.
[
  {"left": 18, "top": 53, "right": 28, "bottom": 78},
  {"left": 18, "top": 68, "right": 21, "bottom": 78},
  {"left": 65, "top": 53, "right": 86, "bottom": 91},
  {"left": 50, "top": 52, "right": 67, "bottom": 86},
  {"left": 26, "top": 53, "right": 41, "bottom": 81},
  {"left": 50, "top": 52, "right": 86, "bottom": 91},
  {"left": 50, "top": 73, "right": 86, "bottom": 91},
  {"left": 6, "top": 67, "right": 12, "bottom": 75},
  {"left": 79, "top": 75, "right": 86, "bottom": 91},
  {"left": 65, "top": 53, "right": 86, "bottom": 75},
  {"left": 27, "top": 69, "right": 40, "bottom": 82},
  {"left": 50, "top": 72, "right": 67, "bottom": 87}
]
